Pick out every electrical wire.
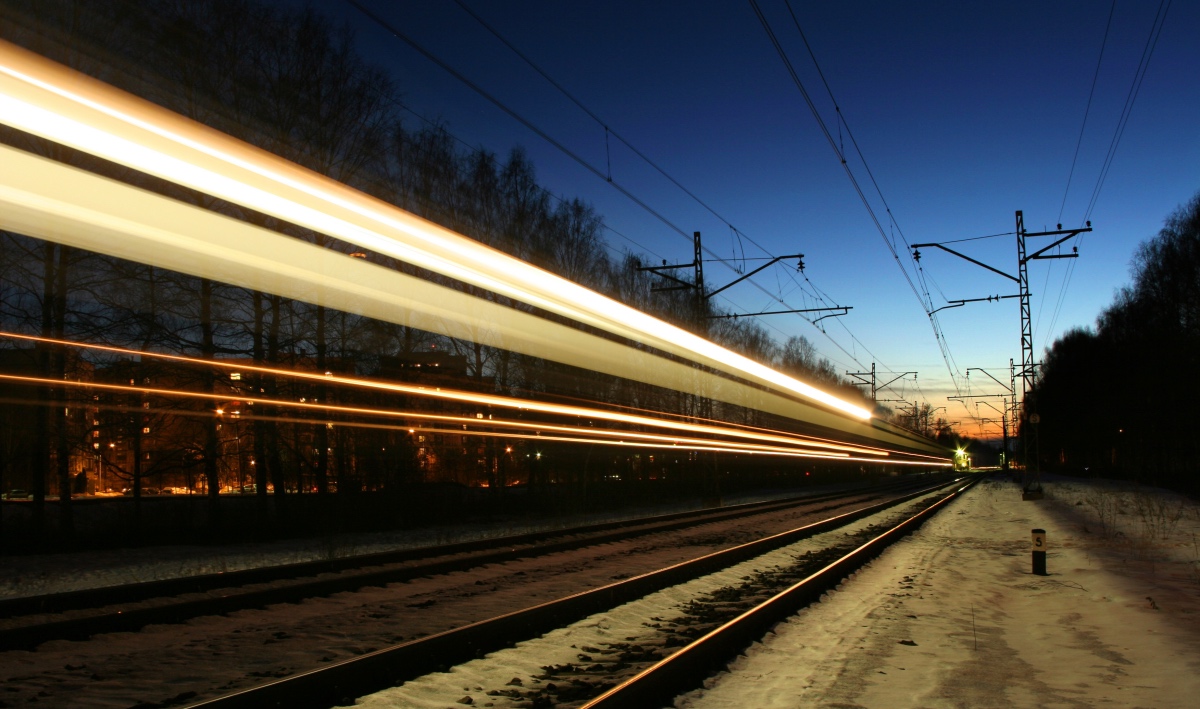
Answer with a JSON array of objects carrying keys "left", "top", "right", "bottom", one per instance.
[
  {"left": 1082, "top": 0, "right": 1171, "bottom": 224},
  {"left": 450, "top": 0, "right": 743, "bottom": 240},
  {"left": 1058, "top": 0, "right": 1116, "bottom": 224},
  {"left": 750, "top": 0, "right": 960, "bottom": 393},
  {"left": 936, "top": 231, "right": 1015, "bottom": 245},
  {"left": 366, "top": 65, "right": 668, "bottom": 264},
  {"left": 1046, "top": 1, "right": 1166, "bottom": 350},
  {"left": 449, "top": 0, "right": 880, "bottom": 365},
  {"left": 346, "top": 0, "right": 942, "bottom": 429},
  {"left": 346, "top": 0, "right": 695, "bottom": 243},
  {"left": 354, "top": 0, "right": 890, "bottom": 385},
  {"left": 1041, "top": 237, "right": 1083, "bottom": 350}
]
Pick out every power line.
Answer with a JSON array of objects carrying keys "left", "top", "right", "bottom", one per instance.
[
  {"left": 450, "top": 0, "right": 883, "bottom": 370},
  {"left": 1045, "top": 1, "right": 1166, "bottom": 350},
  {"left": 347, "top": 0, "right": 696, "bottom": 243},
  {"left": 1042, "top": 250, "right": 1081, "bottom": 349},
  {"left": 938, "top": 231, "right": 1015, "bottom": 245},
  {"left": 391, "top": 102, "right": 664, "bottom": 262},
  {"left": 355, "top": 0, "right": 895, "bottom": 383},
  {"left": 450, "top": 0, "right": 804, "bottom": 292},
  {"left": 1082, "top": 0, "right": 1171, "bottom": 224},
  {"left": 749, "top": 0, "right": 961, "bottom": 391},
  {"left": 1058, "top": 0, "right": 1116, "bottom": 224},
  {"left": 450, "top": 0, "right": 747, "bottom": 243}
]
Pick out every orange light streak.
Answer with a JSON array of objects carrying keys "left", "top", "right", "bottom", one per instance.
[
  {"left": 0, "top": 373, "right": 862, "bottom": 460},
  {"left": 0, "top": 331, "right": 892, "bottom": 457}
]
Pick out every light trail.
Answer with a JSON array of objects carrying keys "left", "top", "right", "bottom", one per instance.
[
  {"left": 0, "top": 332, "right": 905, "bottom": 458},
  {"left": 0, "top": 374, "right": 869, "bottom": 461},
  {"left": 0, "top": 39, "right": 871, "bottom": 420},
  {"left": 0, "top": 395, "right": 855, "bottom": 462},
  {"left": 0, "top": 145, "right": 942, "bottom": 456},
  {"left": 0, "top": 385, "right": 948, "bottom": 465}
]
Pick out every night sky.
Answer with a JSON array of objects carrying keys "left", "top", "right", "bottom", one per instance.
[{"left": 284, "top": 1, "right": 1198, "bottom": 437}]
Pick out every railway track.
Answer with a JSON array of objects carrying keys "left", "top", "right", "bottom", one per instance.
[
  {"left": 179, "top": 475, "right": 975, "bottom": 709},
  {"left": 0, "top": 476, "right": 951, "bottom": 652},
  {"left": 582, "top": 477, "right": 976, "bottom": 709}
]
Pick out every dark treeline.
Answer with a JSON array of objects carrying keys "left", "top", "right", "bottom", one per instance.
[
  {"left": 1025, "top": 191, "right": 1200, "bottom": 494},
  {"left": 0, "top": 0, "right": 888, "bottom": 547}
]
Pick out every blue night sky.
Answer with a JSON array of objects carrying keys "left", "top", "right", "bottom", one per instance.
[{"left": 296, "top": 1, "right": 1198, "bottom": 436}]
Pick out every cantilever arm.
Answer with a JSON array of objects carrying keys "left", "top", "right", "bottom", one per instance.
[{"left": 912, "top": 243, "right": 1018, "bottom": 283}]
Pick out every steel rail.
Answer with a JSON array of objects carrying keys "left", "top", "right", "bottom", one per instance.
[
  {"left": 0, "top": 476, "right": 952, "bottom": 651},
  {"left": 180, "top": 476, "right": 970, "bottom": 709},
  {"left": 581, "top": 476, "right": 980, "bottom": 708}
]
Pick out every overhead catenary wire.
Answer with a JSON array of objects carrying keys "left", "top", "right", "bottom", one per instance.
[
  {"left": 352, "top": 1, "right": 834, "bottom": 332},
  {"left": 448, "top": 0, "right": 801, "bottom": 288},
  {"left": 1042, "top": 253, "right": 1080, "bottom": 350},
  {"left": 353, "top": 0, "right": 890, "bottom": 380},
  {"left": 780, "top": 0, "right": 940, "bottom": 312},
  {"left": 1046, "top": 0, "right": 1167, "bottom": 351},
  {"left": 450, "top": 0, "right": 743, "bottom": 241},
  {"left": 449, "top": 0, "right": 876, "bottom": 361},
  {"left": 391, "top": 101, "right": 662, "bottom": 262},
  {"left": 346, "top": 0, "right": 694, "bottom": 244},
  {"left": 1057, "top": 0, "right": 1116, "bottom": 225},
  {"left": 937, "top": 231, "right": 1015, "bottom": 245},
  {"left": 750, "top": 0, "right": 961, "bottom": 393},
  {"left": 1082, "top": 0, "right": 1170, "bottom": 224},
  {"left": 1035, "top": 1, "right": 1115, "bottom": 354}
]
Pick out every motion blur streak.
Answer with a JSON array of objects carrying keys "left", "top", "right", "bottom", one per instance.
[
  {"left": 0, "top": 374, "right": 865, "bottom": 460},
  {"left": 0, "top": 38, "right": 870, "bottom": 420},
  {"left": 0, "top": 342, "right": 895, "bottom": 459},
  {"left": 0, "top": 146, "right": 947, "bottom": 455}
]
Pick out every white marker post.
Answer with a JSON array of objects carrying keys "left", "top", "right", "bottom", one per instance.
[{"left": 1031, "top": 528, "right": 1047, "bottom": 575}]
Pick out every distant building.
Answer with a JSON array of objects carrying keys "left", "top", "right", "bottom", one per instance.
[
  {"left": 377, "top": 349, "right": 504, "bottom": 486},
  {"left": 0, "top": 345, "right": 94, "bottom": 495}
]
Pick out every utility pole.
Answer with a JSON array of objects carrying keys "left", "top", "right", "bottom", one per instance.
[
  {"left": 1017, "top": 212, "right": 1090, "bottom": 497},
  {"left": 965, "top": 366, "right": 1015, "bottom": 473},
  {"left": 912, "top": 212, "right": 1092, "bottom": 494},
  {"left": 847, "top": 364, "right": 916, "bottom": 405},
  {"left": 1015, "top": 213, "right": 1090, "bottom": 398},
  {"left": 636, "top": 231, "right": 704, "bottom": 297},
  {"left": 846, "top": 363, "right": 876, "bottom": 401},
  {"left": 976, "top": 400, "right": 1010, "bottom": 471},
  {"left": 638, "top": 232, "right": 852, "bottom": 321}
]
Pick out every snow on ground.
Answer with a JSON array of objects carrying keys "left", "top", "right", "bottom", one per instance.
[
  {"left": 0, "top": 488, "right": 899, "bottom": 709},
  {"left": 349, "top": 491, "right": 927, "bottom": 708},
  {"left": 0, "top": 485, "right": 819, "bottom": 600},
  {"left": 680, "top": 475, "right": 1200, "bottom": 709}
]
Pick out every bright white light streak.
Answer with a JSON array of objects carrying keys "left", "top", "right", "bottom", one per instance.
[
  {"left": 0, "top": 145, "right": 942, "bottom": 459},
  {"left": 0, "top": 39, "right": 870, "bottom": 420}
]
